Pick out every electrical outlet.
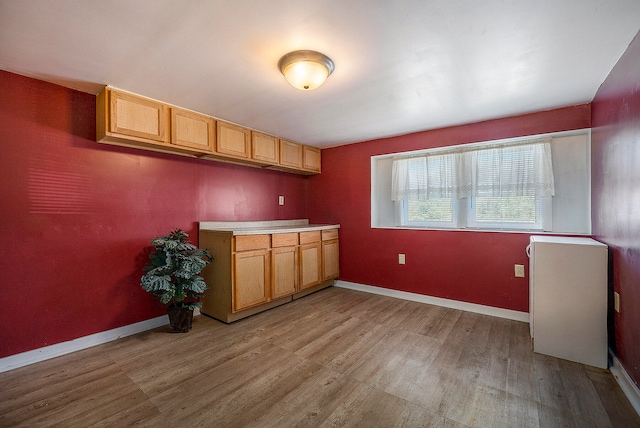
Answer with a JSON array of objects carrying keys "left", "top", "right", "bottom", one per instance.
[
  {"left": 514, "top": 264, "right": 525, "bottom": 278},
  {"left": 398, "top": 254, "right": 405, "bottom": 265},
  {"left": 278, "top": 196, "right": 285, "bottom": 206},
  {"left": 614, "top": 291, "right": 620, "bottom": 313}
]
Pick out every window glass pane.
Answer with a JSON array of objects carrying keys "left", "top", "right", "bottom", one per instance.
[
  {"left": 408, "top": 198, "right": 453, "bottom": 222},
  {"left": 474, "top": 195, "right": 536, "bottom": 223}
]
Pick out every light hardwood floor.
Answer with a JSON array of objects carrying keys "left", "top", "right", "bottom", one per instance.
[{"left": 1, "top": 287, "right": 638, "bottom": 427}]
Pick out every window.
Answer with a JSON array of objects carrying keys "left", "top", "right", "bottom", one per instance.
[
  {"left": 473, "top": 196, "right": 537, "bottom": 223},
  {"left": 404, "top": 195, "right": 547, "bottom": 230},
  {"left": 392, "top": 139, "right": 554, "bottom": 231},
  {"left": 371, "top": 131, "right": 591, "bottom": 234},
  {"left": 407, "top": 198, "right": 454, "bottom": 223}
]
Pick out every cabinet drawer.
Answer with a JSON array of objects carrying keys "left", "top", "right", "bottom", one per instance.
[
  {"left": 321, "top": 229, "right": 338, "bottom": 241},
  {"left": 299, "top": 231, "right": 321, "bottom": 244},
  {"left": 272, "top": 232, "right": 298, "bottom": 248},
  {"left": 234, "top": 234, "right": 270, "bottom": 252}
]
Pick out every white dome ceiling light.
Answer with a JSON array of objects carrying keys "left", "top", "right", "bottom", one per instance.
[{"left": 278, "top": 50, "right": 335, "bottom": 91}]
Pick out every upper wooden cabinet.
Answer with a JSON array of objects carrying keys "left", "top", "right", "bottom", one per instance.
[
  {"left": 303, "top": 146, "right": 321, "bottom": 173},
  {"left": 171, "top": 108, "right": 215, "bottom": 153},
  {"left": 97, "top": 87, "right": 170, "bottom": 146},
  {"left": 98, "top": 88, "right": 205, "bottom": 156},
  {"left": 216, "top": 121, "right": 251, "bottom": 160},
  {"left": 279, "top": 139, "right": 303, "bottom": 169},
  {"left": 96, "top": 86, "right": 321, "bottom": 174},
  {"left": 251, "top": 131, "right": 279, "bottom": 165},
  {"left": 274, "top": 139, "right": 322, "bottom": 174}
]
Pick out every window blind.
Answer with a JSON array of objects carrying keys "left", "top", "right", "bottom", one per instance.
[{"left": 391, "top": 139, "right": 555, "bottom": 201}]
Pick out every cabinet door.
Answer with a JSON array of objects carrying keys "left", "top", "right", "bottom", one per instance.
[
  {"left": 272, "top": 246, "right": 298, "bottom": 299},
  {"left": 299, "top": 242, "right": 321, "bottom": 290},
  {"left": 109, "top": 89, "right": 169, "bottom": 143},
  {"left": 302, "top": 146, "right": 321, "bottom": 173},
  {"left": 279, "top": 139, "right": 303, "bottom": 169},
  {"left": 233, "top": 249, "right": 270, "bottom": 311},
  {"left": 252, "top": 131, "right": 279, "bottom": 165},
  {"left": 322, "top": 239, "right": 340, "bottom": 281},
  {"left": 171, "top": 108, "right": 214, "bottom": 153},
  {"left": 217, "top": 121, "right": 251, "bottom": 159}
]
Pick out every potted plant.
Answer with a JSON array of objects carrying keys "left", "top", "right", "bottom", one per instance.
[{"left": 140, "top": 229, "right": 213, "bottom": 332}]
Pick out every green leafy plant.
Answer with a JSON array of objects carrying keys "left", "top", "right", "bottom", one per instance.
[{"left": 140, "top": 229, "right": 213, "bottom": 310}]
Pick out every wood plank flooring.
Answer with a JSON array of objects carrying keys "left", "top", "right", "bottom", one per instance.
[{"left": 1, "top": 287, "right": 638, "bottom": 427}]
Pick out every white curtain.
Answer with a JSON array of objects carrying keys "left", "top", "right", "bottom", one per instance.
[{"left": 391, "top": 139, "right": 554, "bottom": 201}]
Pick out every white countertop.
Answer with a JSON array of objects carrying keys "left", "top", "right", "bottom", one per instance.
[
  {"left": 530, "top": 235, "right": 606, "bottom": 246},
  {"left": 199, "top": 219, "right": 340, "bottom": 235}
]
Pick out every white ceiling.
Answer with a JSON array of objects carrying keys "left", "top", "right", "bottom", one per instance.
[{"left": 1, "top": 1, "right": 639, "bottom": 148}]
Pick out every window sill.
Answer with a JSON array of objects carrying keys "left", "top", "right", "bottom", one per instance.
[{"left": 371, "top": 225, "right": 592, "bottom": 236}]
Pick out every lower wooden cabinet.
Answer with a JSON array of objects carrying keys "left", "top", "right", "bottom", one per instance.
[
  {"left": 199, "top": 227, "right": 339, "bottom": 323},
  {"left": 271, "top": 232, "right": 298, "bottom": 299},
  {"left": 233, "top": 249, "right": 270, "bottom": 311},
  {"left": 271, "top": 246, "right": 297, "bottom": 299},
  {"left": 299, "top": 242, "right": 321, "bottom": 290},
  {"left": 322, "top": 239, "right": 340, "bottom": 281},
  {"left": 299, "top": 231, "right": 322, "bottom": 290}
]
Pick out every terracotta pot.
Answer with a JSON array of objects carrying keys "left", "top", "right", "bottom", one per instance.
[{"left": 167, "top": 305, "right": 193, "bottom": 333}]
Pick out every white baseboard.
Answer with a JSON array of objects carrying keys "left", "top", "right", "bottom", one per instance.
[
  {"left": 0, "top": 315, "right": 168, "bottom": 373},
  {"left": 334, "top": 280, "right": 529, "bottom": 323},
  {"left": 610, "top": 352, "right": 640, "bottom": 416}
]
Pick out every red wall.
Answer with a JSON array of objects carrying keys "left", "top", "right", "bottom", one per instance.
[
  {"left": 591, "top": 31, "right": 640, "bottom": 388},
  {"left": 0, "top": 69, "right": 599, "bottom": 362},
  {"left": 308, "top": 105, "right": 591, "bottom": 313},
  {"left": 0, "top": 71, "right": 309, "bottom": 358}
]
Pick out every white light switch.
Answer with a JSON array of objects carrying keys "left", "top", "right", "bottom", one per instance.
[
  {"left": 398, "top": 254, "right": 405, "bottom": 265},
  {"left": 515, "top": 264, "right": 525, "bottom": 278},
  {"left": 278, "top": 196, "right": 285, "bottom": 206}
]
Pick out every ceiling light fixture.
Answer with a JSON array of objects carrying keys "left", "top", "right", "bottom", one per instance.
[{"left": 278, "top": 50, "right": 335, "bottom": 91}]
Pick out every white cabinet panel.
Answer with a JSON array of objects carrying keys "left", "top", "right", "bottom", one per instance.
[{"left": 528, "top": 236, "right": 608, "bottom": 368}]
